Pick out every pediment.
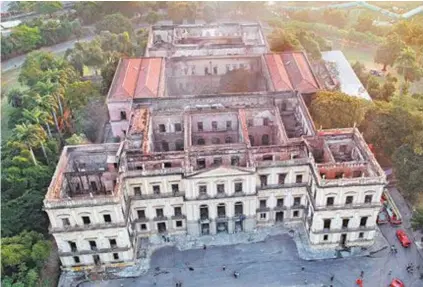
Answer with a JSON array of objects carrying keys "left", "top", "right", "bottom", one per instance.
[{"left": 187, "top": 166, "right": 254, "bottom": 179}]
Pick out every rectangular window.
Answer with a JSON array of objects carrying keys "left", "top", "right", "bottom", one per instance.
[
  {"left": 82, "top": 216, "right": 91, "bottom": 225},
  {"left": 326, "top": 197, "right": 334, "bottom": 206},
  {"left": 204, "top": 67, "right": 209, "bottom": 75},
  {"left": 294, "top": 197, "right": 301, "bottom": 206},
  {"left": 335, "top": 172, "right": 344, "bottom": 179},
  {"left": 226, "top": 121, "right": 232, "bottom": 130},
  {"left": 159, "top": 124, "right": 166, "bottom": 132},
  {"left": 113, "top": 253, "right": 119, "bottom": 260},
  {"left": 235, "top": 182, "right": 243, "bottom": 193},
  {"left": 120, "top": 111, "right": 127, "bottom": 120},
  {"left": 103, "top": 214, "right": 111, "bottom": 223},
  {"left": 175, "top": 123, "right": 182, "bottom": 132},
  {"left": 176, "top": 220, "right": 183, "bottom": 227},
  {"left": 171, "top": 184, "right": 179, "bottom": 193},
  {"left": 323, "top": 219, "right": 331, "bottom": 230},
  {"left": 260, "top": 213, "right": 266, "bottom": 219},
  {"left": 199, "top": 185, "right": 207, "bottom": 194},
  {"left": 73, "top": 256, "right": 80, "bottom": 264},
  {"left": 197, "top": 158, "right": 206, "bottom": 169},
  {"left": 259, "top": 199, "right": 266, "bottom": 208},
  {"left": 359, "top": 232, "right": 364, "bottom": 239},
  {"left": 90, "top": 181, "right": 98, "bottom": 191},
  {"left": 174, "top": 207, "right": 182, "bottom": 216},
  {"left": 231, "top": 156, "right": 240, "bottom": 166},
  {"left": 89, "top": 240, "right": 97, "bottom": 251},
  {"left": 213, "top": 66, "right": 218, "bottom": 75},
  {"left": 140, "top": 223, "right": 147, "bottom": 230},
  {"left": 353, "top": 170, "right": 362, "bottom": 177},
  {"left": 137, "top": 210, "right": 146, "bottom": 219},
  {"left": 295, "top": 174, "right": 303, "bottom": 183},
  {"left": 217, "top": 184, "right": 225, "bottom": 194},
  {"left": 345, "top": 196, "right": 353, "bottom": 205},
  {"left": 360, "top": 217, "right": 368, "bottom": 227},
  {"left": 133, "top": 187, "right": 141, "bottom": 195},
  {"left": 62, "top": 218, "right": 70, "bottom": 226},
  {"left": 69, "top": 241, "right": 77, "bottom": 252},
  {"left": 156, "top": 208, "right": 164, "bottom": 218},
  {"left": 109, "top": 239, "right": 117, "bottom": 248},
  {"left": 364, "top": 195, "right": 372, "bottom": 203},
  {"left": 278, "top": 173, "right": 287, "bottom": 184},
  {"left": 277, "top": 198, "right": 284, "bottom": 207},
  {"left": 153, "top": 185, "right": 160, "bottom": 194},
  {"left": 212, "top": 121, "right": 218, "bottom": 131},
  {"left": 260, "top": 175, "right": 268, "bottom": 187},
  {"left": 247, "top": 119, "right": 253, "bottom": 127},
  {"left": 164, "top": 162, "right": 172, "bottom": 168},
  {"left": 342, "top": 219, "right": 349, "bottom": 229},
  {"left": 263, "top": 118, "right": 269, "bottom": 126},
  {"left": 323, "top": 235, "right": 328, "bottom": 241},
  {"left": 293, "top": 210, "right": 299, "bottom": 217},
  {"left": 197, "top": 122, "right": 203, "bottom": 131}
]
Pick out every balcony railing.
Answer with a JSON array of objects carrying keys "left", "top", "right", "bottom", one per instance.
[
  {"left": 171, "top": 214, "right": 186, "bottom": 220},
  {"left": 315, "top": 202, "right": 381, "bottom": 211},
  {"left": 186, "top": 191, "right": 255, "bottom": 201},
  {"left": 257, "top": 182, "right": 308, "bottom": 191},
  {"left": 130, "top": 191, "right": 185, "bottom": 200},
  {"left": 58, "top": 246, "right": 130, "bottom": 257},
  {"left": 153, "top": 216, "right": 168, "bottom": 222},
  {"left": 49, "top": 222, "right": 127, "bottom": 233},
  {"left": 124, "top": 167, "right": 184, "bottom": 177},
  {"left": 311, "top": 225, "right": 376, "bottom": 234},
  {"left": 256, "top": 207, "right": 270, "bottom": 212}
]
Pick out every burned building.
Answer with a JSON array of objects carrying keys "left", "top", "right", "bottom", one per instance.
[{"left": 46, "top": 23, "right": 386, "bottom": 271}]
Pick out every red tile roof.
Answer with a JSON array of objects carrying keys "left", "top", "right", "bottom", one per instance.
[
  {"left": 108, "top": 58, "right": 163, "bottom": 101},
  {"left": 265, "top": 52, "right": 320, "bottom": 94},
  {"left": 264, "top": 54, "right": 293, "bottom": 91}
]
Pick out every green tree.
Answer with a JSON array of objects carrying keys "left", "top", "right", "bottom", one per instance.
[
  {"left": 74, "top": 1, "right": 103, "bottom": 25},
  {"left": 395, "top": 47, "right": 423, "bottom": 82},
  {"left": 65, "top": 81, "right": 100, "bottom": 112},
  {"left": 168, "top": 2, "right": 197, "bottom": 24},
  {"left": 411, "top": 209, "right": 423, "bottom": 231},
  {"left": 11, "top": 25, "right": 42, "bottom": 52},
  {"left": 377, "top": 75, "right": 397, "bottom": 101},
  {"left": 13, "top": 123, "right": 48, "bottom": 165},
  {"left": 145, "top": 11, "right": 160, "bottom": 25},
  {"left": 95, "top": 13, "right": 133, "bottom": 35},
  {"left": 366, "top": 76, "right": 380, "bottom": 100},
  {"left": 66, "top": 134, "right": 90, "bottom": 145},
  {"left": 375, "top": 34, "right": 405, "bottom": 71},
  {"left": 310, "top": 91, "right": 370, "bottom": 129},
  {"left": 354, "top": 14, "right": 374, "bottom": 33},
  {"left": 269, "top": 28, "right": 301, "bottom": 52},
  {"left": 296, "top": 30, "right": 321, "bottom": 60},
  {"left": 322, "top": 9, "right": 347, "bottom": 29},
  {"left": 34, "top": 1, "right": 63, "bottom": 16},
  {"left": 22, "top": 108, "right": 54, "bottom": 139}
]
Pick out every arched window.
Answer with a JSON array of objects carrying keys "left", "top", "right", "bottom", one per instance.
[
  {"left": 249, "top": 135, "right": 255, "bottom": 146},
  {"left": 225, "top": 136, "right": 232, "bottom": 144},
  {"left": 262, "top": 134, "right": 269, "bottom": 145},
  {"left": 234, "top": 202, "right": 243, "bottom": 216},
  {"left": 197, "top": 138, "right": 205, "bottom": 145},
  {"left": 212, "top": 137, "right": 221, "bottom": 144}
]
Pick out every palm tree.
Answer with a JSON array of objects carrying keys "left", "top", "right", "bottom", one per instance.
[
  {"left": 395, "top": 47, "right": 422, "bottom": 83},
  {"left": 33, "top": 93, "right": 62, "bottom": 139},
  {"left": 33, "top": 79, "right": 64, "bottom": 116},
  {"left": 22, "top": 108, "right": 54, "bottom": 138},
  {"left": 13, "top": 123, "right": 48, "bottom": 165}
]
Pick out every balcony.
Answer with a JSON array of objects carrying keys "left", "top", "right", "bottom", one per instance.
[
  {"left": 311, "top": 225, "right": 376, "bottom": 234},
  {"left": 314, "top": 202, "right": 381, "bottom": 211},
  {"left": 216, "top": 215, "right": 228, "bottom": 222},
  {"left": 171, "top": 214, "right": 186, "bottom": 220},
  {"left": 186, "top": 191, "right": 255, "bottom": 201},
  {"left": 273, "top": 205, "right": 287, "bottom": 211},
  {"left": 233, "top": 214, "right": 245, "bottom": 221},
  {"left": 256, "top": 207, "right": 270, "bottom": 212},
  {"left": 49, "top": 222, "right": 127, "bottom": 233},
  {"left": 124, "top": 167, "right": 184, "bottom": 177},
  {"left": 133, "top": 217, "right": 149, "bottom": 223},
  {"left": 58, "top": 246, "right": 131, "bottom": 257},
  {"left": 153, "top": 216, "right": 168, "bottom": 222},
  {"left": 292, "top": 204, "right": 305, "bottom": 210},
  {"left": 199, "top": 216, "right": 210, "bottom": 223},
  {"left": 130, "top": 191, "right": 185, "bottom": 200},
  {"left": 257, "top": 182, "right": 308, "bottom": 191}
]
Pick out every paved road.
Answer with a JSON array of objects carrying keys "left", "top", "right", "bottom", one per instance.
[
  {"left": 80, "top": 232, "right": 423, "bottom": 287},
  {"left": 1, "top": 35, "right": 96, "bottom": 73},
  {"left": 1, "top": 23, "right": 150, "bottom": 73}
]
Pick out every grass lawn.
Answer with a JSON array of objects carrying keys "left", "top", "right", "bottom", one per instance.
[{"left": 1, "top": 68, "right": 22, "bottom": 142}]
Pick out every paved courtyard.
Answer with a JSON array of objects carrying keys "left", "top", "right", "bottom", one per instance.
[{"left": 80, "top": 230, "right": 423, "bottom": 287}]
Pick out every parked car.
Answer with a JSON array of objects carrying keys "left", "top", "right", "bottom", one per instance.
[
  {"left": 377, "top": 209, "right": 389, "bottom": 225},
  {"left": 390, "top": 278, "right": 404, "bottom": 287},
  {"left": 396, "top": 230, "right": 411, "bottom": 247}
]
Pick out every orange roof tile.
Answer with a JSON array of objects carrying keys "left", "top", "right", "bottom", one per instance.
[
  {"left": 281, "top": 52, "right": 320, "bottom": 94},
  {"left": 134, "top": 58, "right": 163, "bottom": 99},
  {"left": 265, "top": 54, "right": 293, "bottom": 91}
]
